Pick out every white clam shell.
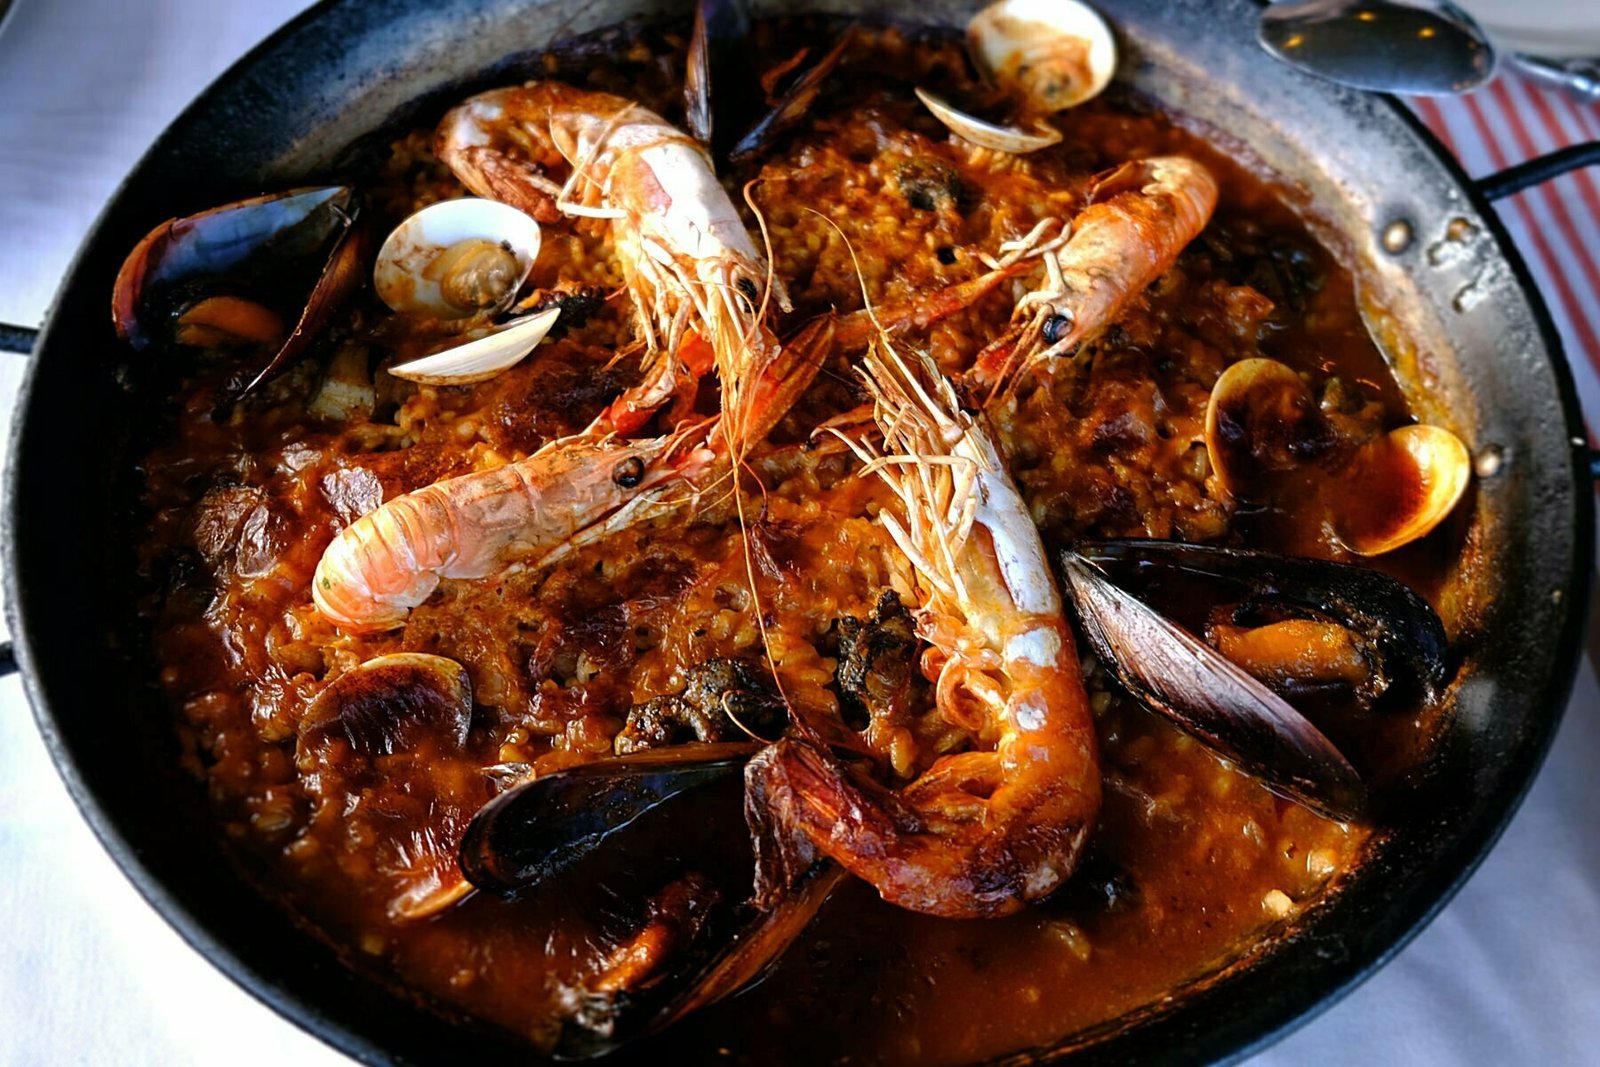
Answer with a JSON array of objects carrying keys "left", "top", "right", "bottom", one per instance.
[
  {"left": 913, "top": 87, "right": 1063, "bottom": 154},
  {"left": 969, "top": 0, "right": 1116, "bottom": 113},
  {"left": 374, "top": 197, "right": 541, "bottom": 318},
  {"left": 388, "top": 305, "right": 561, "bottom": 385}
]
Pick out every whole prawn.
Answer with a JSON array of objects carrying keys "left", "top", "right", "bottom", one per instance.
[
  {"left": 966, "top": 155, "right": 1219, "bottom": 401},
  {"left": 438, "top": 83, "right": 786, "bottom": 455},
  {"left": 748, "top": 339, "right": 1101, "bottom": 919},
  {"left": 313, "top": 424, "right": 714, "bottom": 632}
]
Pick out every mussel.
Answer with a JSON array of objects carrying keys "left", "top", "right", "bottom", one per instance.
[
  {"left": 916, "top": 0, "right": 1116, "bottom": 154},
  {"left": 1062, "top": 539, "right": 1453, "bottom": 819},
  {"left": 1205, "top": 357, "right": 1472, "bottom": 555},
  {"left": 459, "top": 740, "right": 841, "bottom": 1057},
  {"left": 686, "top": 0, "right": 855, "bottom": 166},
  {"left": 111, "top": 185, "right": 364, "bottom": 395},
  {"left": 459, "top": 741, "right": 759, "bottom": 896}
]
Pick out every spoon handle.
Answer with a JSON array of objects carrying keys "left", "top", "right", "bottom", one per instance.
[{"left": 1511, "top": 54, "right": 1600, "bottom": 103}]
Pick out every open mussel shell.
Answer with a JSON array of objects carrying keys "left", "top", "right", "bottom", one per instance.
[
  {"left": 968, "top": 0, "right": 1116, "bottom": 112},
  {"left": 386, "top": 305, "right": 561, "bottom": 385},
  {"left": 728, "top": 28, "right": 855, "bottom": 165},
  {"left": 460, "top": 737, "right": 840, "bottom": 1056},
  {"left": 685, "top": 0, "right": 752, "bottom": 150},
  {"left": 112, "top": 185, "right": 362, "bottom": 394},
  {"left": 556, "top": 864, "right": 844, "bottom": 1059},
  {"left": 373, "top": 197, "right": 540, "bottom": 319},
  {"left": 1075, "top": 538, "right": 1450, "bottom": 700},
  {"left": 1062, "top": 548, "right": 1368, "bottom": 820},
  {"left": 458, "top": 741, "right": 759, "bottom": 899}
]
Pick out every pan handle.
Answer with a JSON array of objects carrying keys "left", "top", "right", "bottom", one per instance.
[
  {"left": 1477, "top": 142, "right": 1600, "bottom": 201},
  {"left": 0, "top": 326, "right": 28, "bottom": 676},
  {"left": 0, "top": 323, "right": 38, "bottom": 356}
]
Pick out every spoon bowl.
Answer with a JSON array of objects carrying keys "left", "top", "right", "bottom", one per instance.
[{"left": 1259, "top": 0, "right": 1497, "bottom": 95}]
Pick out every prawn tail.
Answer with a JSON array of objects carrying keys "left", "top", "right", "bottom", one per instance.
[
  {"left": 744, "top": 745, "right": 821, "bottom": 909},
  {"left": 750, "top": 738, "right": 990, "bottom": 916}
]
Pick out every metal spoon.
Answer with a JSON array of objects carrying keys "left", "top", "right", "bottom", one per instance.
[{"left": 1259, "top": 0, "right": 1498, "bottom": 95}]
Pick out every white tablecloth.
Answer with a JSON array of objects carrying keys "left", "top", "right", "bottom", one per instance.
[{"left": 1, "top": 2, "right": 1596, "bottom": 1063}]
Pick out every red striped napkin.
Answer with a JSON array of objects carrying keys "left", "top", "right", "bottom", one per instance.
[{"left": 1409, "top": 78, "right": 1600, "bottom": 446}]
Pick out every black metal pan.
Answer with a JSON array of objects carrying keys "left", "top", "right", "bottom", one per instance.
[{"left": 1, "top": 0, "right": 1595, "bottom": 1063}]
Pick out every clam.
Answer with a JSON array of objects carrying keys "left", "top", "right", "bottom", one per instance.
[
  {"left": 458, "top": 740, "right": 842, "bottom": 1057},
  {"left": 385, "top": 305, "right": 560, "bottom": 385},
  {"left": 373, "top": 197, "right": 540, "bottom": 319},
  {"left": 969, "top": 0, "right": 1116, "bottom": 112},
  {"left": 913, "top": 88, "right": 1063, "bottom": 154},
  {"left": 373, "top": 197, "right": 561, "bottom": 385},
  {"left": 298, "top": 652, "right": 472, "bottom": 755},
  {"left": 1334, "top": 423, "right": 1472, "bottom": 556},
  {"left": 917, "top": 0, "right": 1115, "bottom": 154},
  {"left": 298, "top": 653, "right": 482, "bottom": 920},
  {"left": 111, "top": 185, "right": 364, "bottom": 394},
  {"left": 1205, "top": 357, "right": 1472, "bottom": 555},
  {"left": 1205, "top": 358, "right": 1329, "bottom": 500}
]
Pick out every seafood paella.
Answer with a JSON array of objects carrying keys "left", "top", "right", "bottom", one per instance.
[{"left": 121, "top": 3, "right": 1477, "bottom": 1062}]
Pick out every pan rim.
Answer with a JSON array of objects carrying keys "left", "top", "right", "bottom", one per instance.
[{"left": 3, "top": 2, "right": 1591, "bottom": 1065}]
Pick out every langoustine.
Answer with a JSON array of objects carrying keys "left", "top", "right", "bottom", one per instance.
[
  {"left": 748, "top": 338, "right": 1101, "bottom": 919},
  {"left": 965, "top": 154, "right": 1219, "bottom": 401},
  {"left": 312, "top": 423, "right": 715, "bottom": 632}
]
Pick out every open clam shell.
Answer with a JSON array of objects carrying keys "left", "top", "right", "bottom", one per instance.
[
  {"left": 914, "top": 87, "right": 1063, "bottom": 153},
  {"left": 297, "top": 653, "right": 480, "bottom": 920},
  {"left": 298, "top": 652, "right": 472, "bottom": 756},
  {"left": 1205, "top": 357, "right": 1472, "bottom": 555},
  {"left": 1335, "top": 424, "right": 1472, "bottom": 557},
  {"left": 374, "top": 197, "right": 540, "bottom": 319},
  {"left": 916, "top": 0, "right": 1114, "bottom": 154},
  {"left": 969, "top": 0, "right": 1116, "bottom": 112},
  {"left": 386, "top": 305, "right": 561, "bottom": 385},
  {"left": 1204, "top": 357, "right": 1325, "bottom": 500}
]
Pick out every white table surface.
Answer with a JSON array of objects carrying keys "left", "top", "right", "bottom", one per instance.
[{"left": 1, "top": 2, "right": 1597, "bottom": 1064}]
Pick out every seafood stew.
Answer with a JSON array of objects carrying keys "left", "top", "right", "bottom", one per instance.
[{"left": 123, "top": 8, "right": 1479, "bottom": 1064}]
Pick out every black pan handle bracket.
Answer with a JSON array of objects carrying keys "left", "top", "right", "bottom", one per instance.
[
  {"left": 1477, "top": 141, "right": 1600, "bottom": 202},
  {"left": 0, "top": 322, "right": 38, "bottom": 357}
]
